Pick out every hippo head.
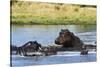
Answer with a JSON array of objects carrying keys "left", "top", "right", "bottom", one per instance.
[{"left": 55, "top": 29, "right": 74, "bottom": 47}]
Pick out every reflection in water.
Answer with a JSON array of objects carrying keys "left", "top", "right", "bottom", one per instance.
[{"left": 11, "top": 25, "right": 96, "bottom": 46}]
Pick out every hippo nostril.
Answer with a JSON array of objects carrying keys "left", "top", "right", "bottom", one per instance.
[
  {"left": 55, "top": 40, "right": 58, "bottom": 44},
  {"left": 55, "top": 40, "right": 60, "bottom": 44}
]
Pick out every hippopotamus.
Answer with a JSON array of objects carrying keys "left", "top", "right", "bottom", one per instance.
[
  {"left": 55, "top": 29, "right": 84, "bottom": 50},
  {"left": 16, "top": 41, "right": 42, "bottom": 56},
  {"left": 80, "top": 50, "right": 88, "bottom": 55}
]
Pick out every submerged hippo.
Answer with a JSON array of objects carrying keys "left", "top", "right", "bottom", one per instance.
[
  {"left": 80, "top": 45, "right": 88, "bottom": 55},
  {"left": 80, "top": 50, "right": 88, "bottom": 55},
  {"left": 55, "top": 29, "right": 84, "bottom": 50},
  {"left": 16, "top": 41, "right": 42, "bottom": 56}
]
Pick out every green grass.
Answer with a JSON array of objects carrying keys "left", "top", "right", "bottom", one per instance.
[{"left": 11, "top": 1, "right": 96, "bottom": 25}]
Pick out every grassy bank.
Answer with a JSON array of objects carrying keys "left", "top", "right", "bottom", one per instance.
[{"left": 11, "top": 1, "right": 96, "bottom": 25}]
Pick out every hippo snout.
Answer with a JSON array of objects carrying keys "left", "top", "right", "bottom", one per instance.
[{"left": 55, "top": 38, "right": 61, "bottom": 45}]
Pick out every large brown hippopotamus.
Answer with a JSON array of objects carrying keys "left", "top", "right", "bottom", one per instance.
[{"left": 55, "top": 29, "right": 84, "bottom": 50}]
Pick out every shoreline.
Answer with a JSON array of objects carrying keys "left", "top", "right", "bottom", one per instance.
[{"left": 11, "top": 23, "right": 96, "bottom": 25}]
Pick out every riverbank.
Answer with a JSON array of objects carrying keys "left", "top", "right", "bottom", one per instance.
[{"left": 11, "top": 1, "right": 96, "bottom": 25}]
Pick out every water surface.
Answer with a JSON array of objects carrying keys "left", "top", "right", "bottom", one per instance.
[
  {"left": 11, "top": 25, "right": 96, "bottom": 46},
  {"left": 11, "top": 25, "right": 96, "bottom": 67}
]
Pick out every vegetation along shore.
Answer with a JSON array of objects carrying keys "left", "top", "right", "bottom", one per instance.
[{"left": 11, "top": 1, "right": 96, "bottom": 25}]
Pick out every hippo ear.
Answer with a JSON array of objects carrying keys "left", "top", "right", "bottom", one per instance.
[
  {"left": 65, "top": 29, "right": 69, "bottom": 31},
  {"left": 61, "top": 29, "right": 63, "bottom": 31},
  {"left": 34, "top": 41, "right": 38, "bottom": 44}
]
